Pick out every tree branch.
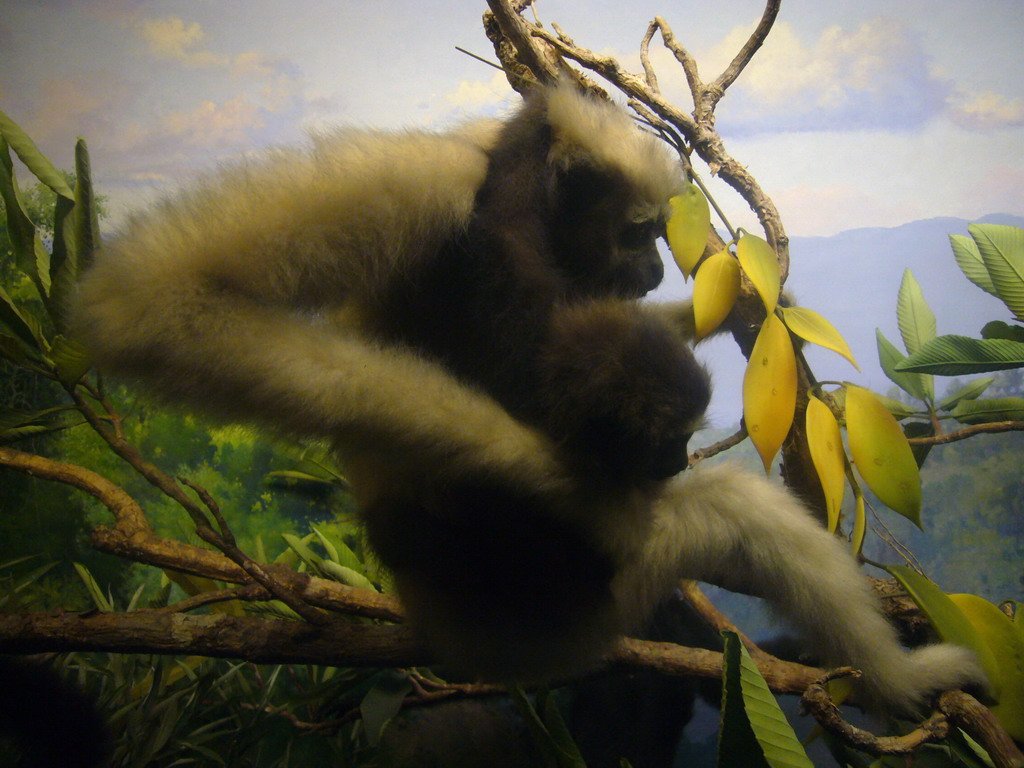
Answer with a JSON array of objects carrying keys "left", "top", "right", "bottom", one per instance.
[
  {"left": 0, "top": 611, "right": 425, "bottom": 667},
  {"left": 908, "top": 421, "right": 1024, "bottom": 446},
  {"left": 0, "top": 446, "right": 404, "bottom": 623},
  {"left": 711, "top": 0, "right": 781, "bottom": 97},
  {"left": 803, "top": 668, "right": 950, "bottom": 755},
  {"left": 939, "top": 690, "right": 1024, "bottom": 768},
  {"left": 0, "top": 611, "right": 824, "bottom": 697}
]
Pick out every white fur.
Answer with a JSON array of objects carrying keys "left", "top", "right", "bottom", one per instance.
[
  {"left": 607, "top": 464, "right": 985, "bottom": 714},
  {"left": 71, "top": 86, "right": 984, "bottom": 716},
  {"left": 545, "top": 84, "right": 681, "bottom": 204}
]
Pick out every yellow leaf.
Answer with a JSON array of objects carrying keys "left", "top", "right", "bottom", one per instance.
[
  {"left": 850, "top": 492, "right": 866, "bottom": 557},
  {"left": 889, "top": 566, "right": 1003, "bottom": 700},
  {"left": 781, "top": 306, "right": 860, "bottom": 371},
  {"left": 805, "top": 396, "right": 846, "bottom": 532},
  {"left": 666, "top": 184, "right": 711, "bottom": 278},
  {"left": 845, "top": 386, "right": 922, "bottom": 526},
  {"left": 693, "top": 249, "right": 740, "bottom": 340},
  {"left": 949, "top": 593, "right": 1024, "bottom": 739},
  {"left": 742, "top": 314, "right": 797, "bottom": 473},
  {"left": 737, "top": 233, "right": 781, "bottom": 314}
]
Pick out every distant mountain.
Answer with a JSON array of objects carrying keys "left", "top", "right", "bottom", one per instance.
[{"left": 655, "top": 214, "right": 1024, "bottom": 426}]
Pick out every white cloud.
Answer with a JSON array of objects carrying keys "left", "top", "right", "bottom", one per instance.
[
  {"left": 684, "top": 19, "right": 949, "bottom": 134},
  {"left": 444, "top": 72, "right": 515, "bottom": 112},
  {"left": 412, "top": 72, "right": 517, "bottom": 126},
  {"left": 947, "top": 91, "right": 1024, "bottom": 131},
  {"left": 160, "top": 97, "right": 265, "bottom": 148},
  {"left": 136, "top": 16, "right": 228, "bottom": 68}
]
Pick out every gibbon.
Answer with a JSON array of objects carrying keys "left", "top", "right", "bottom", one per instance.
[{"left": 72, "top": 83, "right": 983, "bottom": 715}]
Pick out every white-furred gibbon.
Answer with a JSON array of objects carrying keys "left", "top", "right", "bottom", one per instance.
[{"left": 72, "top": 83, "right": 984, "bottom": 715}]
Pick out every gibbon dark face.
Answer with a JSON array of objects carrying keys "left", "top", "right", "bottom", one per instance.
[
  {"left": 553, "top": 164, "right": 669, "bottom": 299},
  {"left": 72, "top": 82, "right": 986, "bottom": 712}
]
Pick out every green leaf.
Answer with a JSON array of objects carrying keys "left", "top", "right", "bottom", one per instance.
[
  {"left": 0, "top": 333, "right": 42, "bottom": 368},
  {"left": 318, "top": 561, "right": 376, "bottom": 591},
  {"left": 49, "top": 194, "right": 78, "bottom": 329},
  {"left": 949, "top": 594, "right": 1024, "bottom": 741},
  {"left": 0, "top": 137, "right": 51, "bottom": 300},
  {"left": 951, "top": 397, "right": 1024, "bottom": 424},
  {"left": 876, "top": 394, "right": 919, "bottom": 420},
  {"left": 981, "top": 321, "right": 1024, "bottom": 342},
  {"left": 902, "top": 420, "right": 935, "bottom": 468},
  {"left": 950, "top": 233, "right": 998, "bottom": 297},
  {"left": 73, "top": 562, "right": 114, "bottom": 612},
  {"left": 360, "top": 671, "right": 412, "bottom": 746},
  {"left": 0, "top": 108, "right": 74, "bottom": 198},
  {"left": 937, "top": 378, "right": 995, "bottom": 411},
  {"left": 512, "top": 688, "right": 586, "bottom": 768},
  {"left": 876, "top": 329, "right": 932, "bottom": 402},
  {"left": 896, "top": 271, "right": 936, "bottom": 399},
  {"left": 845, "top": 386, "right": 922, "bottom": 526},
  {"left": 280, "top": 533, "right": 323, "bottom": 573},
  {"left": 719, "top": 631, "right": 768, "bottom": 768},
  {"left": 897, "top": 334, "right": 1024, "bottom": 375},
  {"left": 73, "top": 139, "right": 101, "bottom": 273},
  {"left": 886, "top": 565, "right": 1001, "bottom": 699},
  {"left": 719, "top": 632, "right": 813, "bottom": 768},
  {"left": 310, "top": 525, "right": 341, "bottom": 563},
  {"left": 970, "top": 223, "right": 1024, "bottom": 321},
  {"left": 51, "top": 334, "right": 92, "bottom": 386},
  {"left": 0, "top": 284, "right": 44, "bottom": 353},
  {"left": 539, "top": 692, "right": 588, "bottom": 768}
]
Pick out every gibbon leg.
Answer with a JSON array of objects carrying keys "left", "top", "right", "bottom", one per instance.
[{"left": 614, "top": 463, "right": 986, "bottom": 715}]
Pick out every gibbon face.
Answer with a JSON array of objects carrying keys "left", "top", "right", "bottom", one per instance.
[{"left": 552, "top": 164, "right": 670, "bottom": 300}]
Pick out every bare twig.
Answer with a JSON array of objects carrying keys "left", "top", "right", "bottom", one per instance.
[
  {"left": 908, "top": 421, "right": 1024, "bottom": 446},
  {"left": 650, "top": 16, "right": 701, "bottom": 99},
  {"left": 454, "top": 46, "right": 504, "bottom": 71},
  {"left": 154, "top": 584, "right": 265, "bottom": 615},
  {"left": 689, "top": 426, "right": 748, "bottom": 465},
  {"left": 803, "top": 668, "right": 950, "bottom": 755},
  {"left": 711, "top": 0, "right": 781, "bottom": 99},
  {"left": 639, "top": 21, "right": 661, "bottom": 93}
]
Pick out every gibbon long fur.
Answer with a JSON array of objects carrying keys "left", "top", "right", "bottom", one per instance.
[{"left": 73, "top": 83, "right": 983, "bottom": 715}]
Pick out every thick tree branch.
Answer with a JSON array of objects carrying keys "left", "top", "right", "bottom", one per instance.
[
  {"left": 0, "top": 612, "right": 425, "bottom": 667},
  {"left": 0, "top": 446, "right": 404, "bottom": 623},
  {"left": 939, "top": 690, "right": 1024, "bottom": 768},
  {"left": 0, "top": 611, "right": 823, "bottom": 697}
]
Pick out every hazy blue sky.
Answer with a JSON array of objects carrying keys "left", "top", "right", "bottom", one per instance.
[
  {"left": 3, "top": 1, "right": 1023, "bottom": 425},
  {"left": 3, "top": 0, "right": 1021, "bottom": 236}
]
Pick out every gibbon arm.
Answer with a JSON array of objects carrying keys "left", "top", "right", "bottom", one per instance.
[
  {"left": 613, "top": 463, "right": 987, "bottom": 715},
  {"left": 71, "top": 130, "right": 563, "bottom": 489}
]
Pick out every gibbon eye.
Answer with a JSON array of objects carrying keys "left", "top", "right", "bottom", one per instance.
[{"left": 619, "top": 220, "right": 659, "bottom": 250}]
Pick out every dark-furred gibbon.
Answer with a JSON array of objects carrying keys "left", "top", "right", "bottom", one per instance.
[{"left": 72, "top": 82, "right": 984, "bottom": 715}]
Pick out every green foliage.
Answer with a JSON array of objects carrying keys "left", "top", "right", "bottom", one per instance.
[
  {"left": 718, "top": 632, "right": 813, "bottom": 768},
  {"left": 876, "top": 230, "right": 1024, "bottom": 469},
  {"left": 512, "top": 687, "right": 588, "bottom": 768},
  {"left": 897, "top": 224, "right": 1024, "bottom": 376}
]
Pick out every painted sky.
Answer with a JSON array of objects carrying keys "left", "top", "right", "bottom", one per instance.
[{"left": 3, "top": 0, "right": 1022, "bottom": 237}]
